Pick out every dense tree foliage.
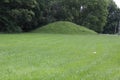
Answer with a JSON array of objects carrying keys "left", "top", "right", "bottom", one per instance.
[
  {"left": 103, "top": 0, "right": 120, "bottom": 34},
  {"left": 0, "top": 0, "right": 120, "bottom": 33},
  {"left": 76, "top": 0, "right": 108, "bottom": 33},
  {"left": 0, "top": 0, "right": 38, "bottom": 32}
]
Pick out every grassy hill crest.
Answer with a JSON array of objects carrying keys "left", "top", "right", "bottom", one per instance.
[{"left": 32, "top": 21, "right": 97, "bottom": 34}]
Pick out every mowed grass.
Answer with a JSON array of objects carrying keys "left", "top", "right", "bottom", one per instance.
[{"left": 0, "top": 33, "right": 120, "bottom": 80}]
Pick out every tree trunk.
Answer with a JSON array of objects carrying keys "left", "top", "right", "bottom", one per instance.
[{"left": 118, "top": 21, "right": 120, "bottom": 35}]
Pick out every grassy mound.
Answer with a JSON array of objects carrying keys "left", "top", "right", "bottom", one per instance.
[{"left": 32, "top": 21, "right": 97, "bottom": 34}]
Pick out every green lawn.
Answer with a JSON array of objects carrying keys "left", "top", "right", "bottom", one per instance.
[{"left": 0, "top": 33, "right": 120, "bottom": 80}]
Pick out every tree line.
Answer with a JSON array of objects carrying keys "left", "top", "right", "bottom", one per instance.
[{"left": 0, "top": 0, "right": 120, "bottom": 34}]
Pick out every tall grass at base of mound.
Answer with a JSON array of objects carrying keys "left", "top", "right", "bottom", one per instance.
[{"left": 32, "top": 21, "right": 97, "bottom": 34}]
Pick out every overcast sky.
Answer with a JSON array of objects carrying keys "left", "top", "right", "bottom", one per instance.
[{"left": 113, "top": 0, "right": 120, "bottom": 8}]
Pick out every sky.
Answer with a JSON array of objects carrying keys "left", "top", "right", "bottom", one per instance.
[{"left": 113, "top": 0, "right": 120, "bottom": 8}]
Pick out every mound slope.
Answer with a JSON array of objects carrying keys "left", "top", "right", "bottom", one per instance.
[{"left": 32, "top": 21, "right": 97, "bottom": 34}]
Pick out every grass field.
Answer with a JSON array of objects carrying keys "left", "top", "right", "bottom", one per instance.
[{"left": 0, "top": 33, "right": 120, "bottom": 80}]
